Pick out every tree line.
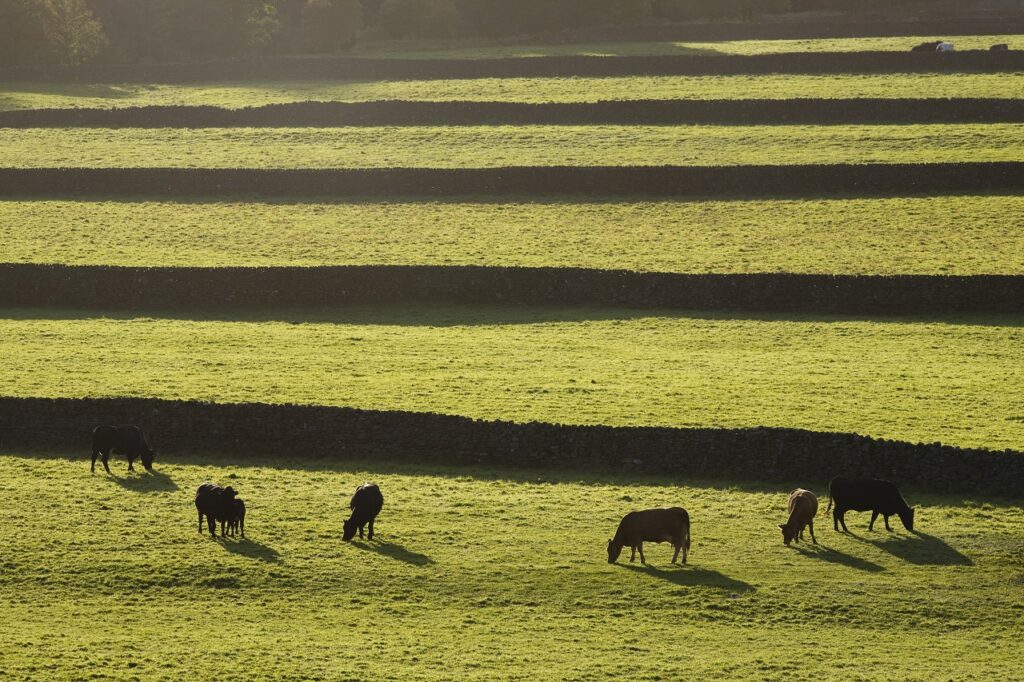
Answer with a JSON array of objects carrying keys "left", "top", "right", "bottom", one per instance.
[{"left": 1, "top": 0, "right": 920, "bottom": 66}]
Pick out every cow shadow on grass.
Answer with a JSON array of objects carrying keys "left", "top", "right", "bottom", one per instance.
[
  {"left": 794, "top": 544, "right": 884, "bottom": 573},
  {"left": 107, "top": 469, "right": 179, "bottom": 493},
  {"left": 621, "top": 564, "right": 753, "bottom": 592},
  {"left": 350, "top": 540, "right": 433, "bottom": 566},
  {"left": 850, "top": 531, "right": 972, "bottom": 566},
  {"left": 218, "top": 536, "right": 282, "bottom": 563}
]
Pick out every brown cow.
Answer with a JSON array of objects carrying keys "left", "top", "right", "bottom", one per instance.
[
  {"left": 779, "top": 489, "right": 818, "bottom": 546},
  {"left": 607, "top": 507, "right": 690, "bottom": 564}
]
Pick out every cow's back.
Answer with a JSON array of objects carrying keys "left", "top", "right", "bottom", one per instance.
[
  {"left": 788, "top": 489, "right": 818, "bottom": 517},
  {"left": 616, "top": 507, "right": 687, "bottom": 544},
  {"left": 351, "top": 483, "right": 384, "bottom": 515},
  {"left": 830, "top": 477, "right": 903, "bottom": 512}
]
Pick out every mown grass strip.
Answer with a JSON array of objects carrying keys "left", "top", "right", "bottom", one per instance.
[
  {"left": 3, "top": 196, "right": 1020, "bottom": 275},
  {"left": 2, "top": 73, "right": 1019, "bottom": 111},
  {"left": 0, "top": 308, "right": 1019, "bottom": 450},
  {"left": 1, "top": 124, "right": 1020, "bottom": 169},
  {"left": 0, "top": 452, "right": 1020, "bottom": 679}
]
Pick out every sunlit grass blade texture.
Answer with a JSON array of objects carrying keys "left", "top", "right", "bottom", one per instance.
[
  {"left": 1, "top": 73, "right": 1021, "bottom": 111},
  {"left": 0, "top": 309, "right": 1020, "bottom": 450},
  {"left": 1, "top": 124, "right": 1021, "bottom": 168},
  {"left": 2, "top": 196, "right": 1022, "bottom": 274}
]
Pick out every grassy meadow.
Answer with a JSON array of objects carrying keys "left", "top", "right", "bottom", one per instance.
[
  {"left": 2, "top": 196, "right": 1023, "bottom": 275},
  {"left": 359, "top": 35, "right": 1024, "bottom": 59},
  {"left": 2, "top": 72, "right": 1020, "bottom": 111},
  {"left": 0, "top": 309, "right": 1020, "bottom": 450},
  {"left": 0, "top": 452, "right": 1020, "bottom": 681},
  {"left": 2, "top": 123, "right": 1021, "bottom": 168}
]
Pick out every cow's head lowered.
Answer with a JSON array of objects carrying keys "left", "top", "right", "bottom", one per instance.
[
  {"left": 141, "top": 448, "right": 156, "bottom": 472},
  {"left": 898, "top": 507, "right": 915, "bottom": 532},
  {"left": 607, "top": 539, "right": 624, "bottom": 563}
]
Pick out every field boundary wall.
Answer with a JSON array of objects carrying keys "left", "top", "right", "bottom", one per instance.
[
  {"left": 1, "top": 164, "right": 1022, "bottom": 199},
  {"left": 0, "top": 264, "right": 1021, "bottom": 314},
  {"left": 0, "top": 396, "right": 1020, "bottom": 496},
  {"left": 5, "top": 99, "right": 1023, "bottom": 127},
  {"left": 2, "top": 51, "right": 1023, "bottom": 83}
]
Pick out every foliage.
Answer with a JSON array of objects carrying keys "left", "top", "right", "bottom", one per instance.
[
  {"left": 375, "top": 0, "right": 461, "bottom": 39},
  {"left": 0, "top": 452, "right": 1021, "bottom": 679},
  {"left": 0, "top": 0, "right": 106, "bottom": 66},
  {"left": 150, "top": 0, "right": 279, "bottom": 61},
  {"left": 300, "top": 0, "right": 363, "bottom": 52},
  {"left": 0, "top": 309, "right": 1020, "bottom": 450},
  {"left": 1, "top": 195, "right": 1022, "bottom": 276}
]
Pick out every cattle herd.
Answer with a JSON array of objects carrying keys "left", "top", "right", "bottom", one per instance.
[{"left": 92, "top": 424, "right": 918, "bottom": 562}]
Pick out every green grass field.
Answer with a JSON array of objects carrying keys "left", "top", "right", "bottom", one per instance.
[
  {"left": 2, "top": 72, "right": 1019, "bottom": 111},
  {"left": 356, "top": 34, "right": 1024, "bottom": 59},
  {"left": 2, "top": 196, "right": 1022, "bottom": 275},
  {"left": 3, "top": 123, "right": 1021, "bottom": 168},
  {"left": 0, "top": 452, "right": 1020, "bottom": 680},
  {"left": 1, "top": 309, "right": 1020, "bottom": 450}
]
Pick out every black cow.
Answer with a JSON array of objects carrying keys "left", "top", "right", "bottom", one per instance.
[
  {"left": 227, "top": 498, "right": 246, "bottom": 538},
  {"left": 195, "top": 483, "right": 238, "bottom": 537},
  {"left": 91, "top": 425, "right": 156, "bottom": 474},
  {"left": 826, "top": 477, "right": 915, "bottom": 532},
  {"left": 344, "top": 483, "right": 383, "bottom": 542},
  {"left": 911, "top": 40, "right": 943, "bottom": 52},
  {"left": 990, "top": 43, "right": 1009, "bottom": 51}
]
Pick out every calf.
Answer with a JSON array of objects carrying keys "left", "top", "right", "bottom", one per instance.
[
  {"left": 344, "top": 483, "right": 383, "bottom": 541},
  {"left": 91, "top": 425, "right": 156, "bottom": 474},
  {"left": 607, "top": 507, "right": 690, "bottom": 565},
  {"left": 779, "top": 489, "right": 818, "bottom": 545},
  {"left": 826, "top": 477, "right": 915, "bottom": 533},
  {"left": 195, "top": 483, "right": 238, "bottom": 537},
  {"left": 227, "top": 498, "right": 246, "bottom": 538}
]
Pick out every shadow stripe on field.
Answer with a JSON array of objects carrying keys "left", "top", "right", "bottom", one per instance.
[
  {"left": 1, "top": 164, "right": 1022, "bottom": 198},
  {"left": 1, "top": 264, "right": 1022, "bottom": 315},
  {"left": 4, "top": 99, "right": 1024, "bottom": 127}
]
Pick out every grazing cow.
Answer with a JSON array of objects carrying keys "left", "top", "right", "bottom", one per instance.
[
  {"left": 911, "top": 40, "right": 943, "bottom": 52},
  {"left": 826, "top": 477, "right": 915, "bottom": 533},
  {"left": 990, "top": 43, "right": 1009, "bottom": 51},
  {"left": 195, "top": 483, "right": 238, "bottom": 537},
  {"left": 779, "top": 489, "right": 818, "bottom": 546},
  {"left": 227, "top": 498, "right": 246, "bottom": 538},
  {"left": 343, "top": 483, "right": 383, "bottom": 542},
  {"left": 607, "top": 507, "right": 690, "bottom": 565},
  {"left": 91, "top": 425, "right": 156, "bottom": 474}
]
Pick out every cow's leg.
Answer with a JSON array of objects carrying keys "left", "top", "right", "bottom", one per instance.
[
  {"left": 368, "top": 518, "right": 375, "bottom": 541},
  {"left": 869, "top": 511, "right": 879, "bottom": 531},
  {"left": 91, "top": 449, "right": 99, "bottom": 473},
  {"left": 127, "top": 453, "right": 135, "bottom": 472},
  {"left": 198, "top": 511, "right": 204, "bottom": 533},
  {"left": 629, "top": 546, "right": 637, "bottom": 562},
  {"left": 884, "top": 515, "right": 893, "bottom": 532},
  {"left": 809, "top": 519, "right": 817, "bottom": 544},
  {"left": 832, "top": 507, "right": 840, "bottom": 531},
  {"left": 207, "top": 515, "right": 216, "bottom": 537},
  {"left": 637, "top": 543, "right": 646, "bottom": 564},
  {"left": 358, "top": 524, "right": 365, "bottom": 539},
  {"left": 671, "top": 544, "right": 680, "bottom": 564},
  {"left": 240, "top": 516, "right": 245, "bottom": 539},
  {"left": 101, "top": 451, "right": 111, "bottom": 474},
  {"left": 838, "top": 509, "right": 850, "bottom": 533}
]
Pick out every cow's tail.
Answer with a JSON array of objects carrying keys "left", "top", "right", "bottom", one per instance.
[{"left": 825, "top": 480, "right": 833, "bottom": 514}]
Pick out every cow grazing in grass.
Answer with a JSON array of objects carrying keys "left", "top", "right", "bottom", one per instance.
[
  {"left": 227, "top": 498, "right": 246, "bottom": 538},
  {"left": 91, "top": 425, "right": 156, "bottom": 474},
  {"left": 826, "top": 477, "right": 915, "bottom": 533},
  {"left": 607, "top": 507, "right": 690, "bottom": 565},
  {"left": 911, "top": 40, "right": 943, "bottom": 52},
  {"left": 195, "top": 483, "right": 238, "bottom": 537},
  {"left": 990, "top": 43, "right": 1009, "bottom": 51},
  {"left": 344, "top": 483, "right": 383, "bottom": 542},
  {"left": 779, "top": 489, "right": 818, "bottom": 546}
]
